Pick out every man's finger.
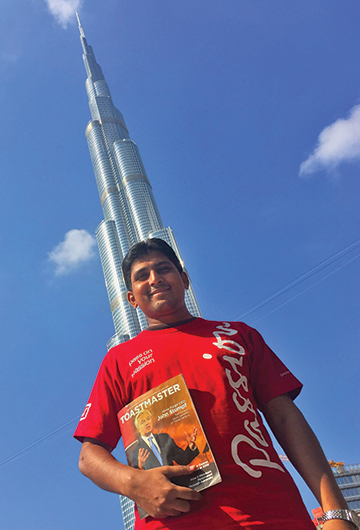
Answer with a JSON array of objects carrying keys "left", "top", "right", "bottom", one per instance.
[
  {"left": 160, "top": 466, "right": 202, "bottom": 501},
  {"left": 170, "top": 497, "right": 193, "bottom": 514},
  {"left": 162, "top": 464, "right": 196, "bottom": 477},
  {"left": 175, "top": 486, "right": 202, "bottom": 501}
]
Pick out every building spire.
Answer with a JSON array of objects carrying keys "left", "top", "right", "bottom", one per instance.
[
  {"left": 78, "top": 23, "right": 201, "bottom": 350},
  {"left": 76, "top": 12, "right": 85, "bottom": 38}
]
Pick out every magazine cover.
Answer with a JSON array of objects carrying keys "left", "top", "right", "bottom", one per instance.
[{"left": 118, "top": 374, "right": 221, "bottom": 518}]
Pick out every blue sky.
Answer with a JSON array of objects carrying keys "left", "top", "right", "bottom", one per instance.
[{"left": 1, "top": 1, "right": 360, "bottom": 528}]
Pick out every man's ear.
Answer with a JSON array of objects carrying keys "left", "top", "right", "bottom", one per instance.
[
  {"left": 181, "top": 271, "right": 190, "bottom": 290},
  {"left": 127, "top": 291, "right": 138, "bottom": 308}
]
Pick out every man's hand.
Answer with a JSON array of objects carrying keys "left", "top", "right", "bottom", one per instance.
[
  {"left": 129, "top": 465, "right": 202, "bottom": 518},
  {"left": 138, "top": 447, "right": 150, "bottom": 470},
  {"left": 79, "top": 440, "right": 201, "bottom": 519},
  {"left": 184, "top": 428, "right": 197, "bottom": 450}
]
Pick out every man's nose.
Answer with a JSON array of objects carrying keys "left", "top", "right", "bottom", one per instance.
[{"left": 149, "top": 270, "right": 162, "bottom": 284}]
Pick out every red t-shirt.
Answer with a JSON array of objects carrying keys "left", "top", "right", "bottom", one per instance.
[{"left": 74, "top": 318, "right": 314, "bottom": 530}]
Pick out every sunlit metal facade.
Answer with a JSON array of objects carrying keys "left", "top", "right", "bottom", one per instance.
[
  {"left": 77, "top": 17, "right": 201, "bottom": 530},
  {"left": 77, "top": 18, "right": 200, "bottom": 351},
  {"left": 333, "top": 463, "right": 360, "bottom": 513}
]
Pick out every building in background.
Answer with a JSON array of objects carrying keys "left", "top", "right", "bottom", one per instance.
[
  {"left": 77, "top": 15, "right": 201, "bottom": 530},
  {"left": 311, "top": 506, "right": 324, "bottom": 529},
  {"left": 311, "top": 461, "right": 360, "bottom": 528},
  {"left": 331, "top": 461, "right": 360, "bottom": 513}
]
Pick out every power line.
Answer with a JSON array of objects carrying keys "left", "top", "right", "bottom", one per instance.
[
  {"left": 250, "top": 252, "right": 360, "bottom": 325},
  {"left": 0, "top": 415, "right": 79, "bottom": 468},
  {"left": 235, "top": 237, "right": 360, "bottom": 321}
]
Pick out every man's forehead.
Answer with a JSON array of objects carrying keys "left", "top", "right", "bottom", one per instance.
[
  {"left": 130, "top": 252, "right": 172, "bottom": 274},
  {"left": 137, "top": 411, "right": 151, "bottom": 421}
]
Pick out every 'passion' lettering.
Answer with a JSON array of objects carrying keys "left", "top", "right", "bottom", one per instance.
[{"left": 212, "top": 322, "right": 284, "bottom": 478}]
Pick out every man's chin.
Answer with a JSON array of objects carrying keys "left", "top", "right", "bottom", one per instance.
[{"left": 151, "top": 297, "right": 173, "bottom": 309}]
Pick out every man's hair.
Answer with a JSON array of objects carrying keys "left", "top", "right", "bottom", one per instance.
[
  {"left": 122, "top": 238, "right": 183, "bottom": 291},
  {"left": 134, "top": 409, "right": 152, "bottom": 429}
]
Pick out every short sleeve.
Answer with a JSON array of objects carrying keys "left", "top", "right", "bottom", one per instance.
[
  {"left": 73, "top": 350, "right": 126, "bottom": 448},
  {"left": 247, "top": 326, "right": 302, "bottom": 410}
]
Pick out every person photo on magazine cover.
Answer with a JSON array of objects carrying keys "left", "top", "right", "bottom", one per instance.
[{"left": 130, "top": 409, "right": 199, "bottom": 471}]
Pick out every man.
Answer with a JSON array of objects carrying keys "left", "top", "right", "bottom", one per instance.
[
  {"left": 74, "top": 238, "right": 358, "bottom": 530},
  {"left": 130, "top": 409, "right": 199, "bottom": 470}
]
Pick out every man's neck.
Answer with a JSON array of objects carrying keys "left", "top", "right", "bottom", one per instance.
[{"left": 146, "top": 316, "right": 197, "bottom": 331}]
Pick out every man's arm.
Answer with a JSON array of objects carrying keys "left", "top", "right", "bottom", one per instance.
[
  {"left": 79, "top": 438, "right": 202, "bottom": 518},
  {"left": 262, "top": 394, "right": 354, "bottom": 530}
]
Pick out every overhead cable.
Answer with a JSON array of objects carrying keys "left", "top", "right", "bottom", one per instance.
[
  {"left": 0, "top": 415, "right": 79, "bottom": 468},
  {"left": 250, "top": 252, "right": 360, "bottom": 324},
  {"left": 236, "top": 237, "right": 360, "bottom": 321}
]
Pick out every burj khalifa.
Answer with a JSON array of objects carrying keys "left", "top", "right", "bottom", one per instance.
[
  {"left": 76, "top": 15, "right": 201, "bottom": 530},
  {"left": 76, "top": 15, "right": 200, "bottom": 352}
]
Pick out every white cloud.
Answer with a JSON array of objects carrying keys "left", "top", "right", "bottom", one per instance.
[
  {"left": 45, "top": 0, "right": 82, "bottom": 28},
  {"left": 299, "top": 104, "right": 360, "bottom": 177},
  {"left": 48, "top": 229, "right": 96, "bottom": 275}
]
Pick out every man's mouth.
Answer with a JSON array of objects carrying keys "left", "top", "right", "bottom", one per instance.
[{"left": 150, "top": 286, "right": 170, "bottom": 297}]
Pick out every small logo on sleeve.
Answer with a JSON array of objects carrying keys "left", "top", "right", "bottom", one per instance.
[
  {"left": 80, "top": 403, "right": 91, "bottom": 421},
  {"left": 280, "top": 371, "right": 290, "bottom": 377}
]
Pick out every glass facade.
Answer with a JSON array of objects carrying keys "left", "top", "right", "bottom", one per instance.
[
  {"left": 77, "top": 15, "right": 201, "bottom": 530},
  {"left": 332, "top": 463, "right": 360, "bottom": 514},
  {"left": 119, "top": 495, "right": 136, "bottom": 530}
]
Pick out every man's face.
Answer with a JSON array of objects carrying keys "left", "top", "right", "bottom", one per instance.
[
  {"left": 137, "top": 414, "right": 153, "bottom": 437},
  {"left": 127, "top": 252, "right": 190, "bottom": 325}
]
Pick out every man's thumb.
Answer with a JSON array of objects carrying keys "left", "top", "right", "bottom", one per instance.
[{"left": 162, "top": 465, "right": 196, "bottom": 477}]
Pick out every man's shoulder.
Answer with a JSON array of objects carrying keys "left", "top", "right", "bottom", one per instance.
[
  {"left": 133, "top": 438, "right": 146, "bottom": 450},
  {"left": 155, "top": 432, "right": 172, "bottom": 443},
  {"left": 198, "top": 318, "right": 253, "bottom": 333},
  {"left": 106, "top": 332, "right": 145, "bottom": 356},
  {"left": 96, "top": 333, "right": 147, "bottom": 375},
  {"left": 155, "top": 432, "right": 171, "bottom": 439}
]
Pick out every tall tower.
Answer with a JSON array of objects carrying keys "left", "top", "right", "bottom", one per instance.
[
  {"left": 77, "top": 15, "right": 200, "bottom": 352},
  {"left": 76, "top": 15, "right": 201, "bottom": 530}
]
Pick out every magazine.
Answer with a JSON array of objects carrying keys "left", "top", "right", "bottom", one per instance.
[{"left": 118, "top": 374, "right": 221, "bottom": 518}]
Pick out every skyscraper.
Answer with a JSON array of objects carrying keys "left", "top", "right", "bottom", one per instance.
[
  {"left": 331, "top": 462, "right": 360, "bottom": 513},
  {"left": 311, "top": 462, "right": 360, "bottom": 528},
  {"left": 76, "top": 15, "right": 201, "bottom": 530},
  {"left": 76, "top": 15, "right": 200, "bottom": 351}
]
